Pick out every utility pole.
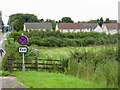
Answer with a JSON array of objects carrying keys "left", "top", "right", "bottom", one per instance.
[
  {"left": 8, "top": 16, "right": 10, "bottom": 32},
  {"left": 118, "top": 1, "right": 120, "bottom": 88},
  {"left": 5, "top": 15, "right": 10, "bottom": 32},
  {"left": 11, "top": 23, "right": 14, "bottom": 32},
  {"left": 0, "top": 11, "right": 2, "bottom": 32}
]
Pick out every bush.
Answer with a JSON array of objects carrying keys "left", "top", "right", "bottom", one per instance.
[
  {"left": 66, "top": 46, "right": 118, "bottom": 87},
  {"left": 10, "top": 31, "right": 118, "bottom": 47},
  {"left": 9, "top": 31, "right": 22, "bottom": 41},
  {"left": 2, "top": 71, "right": 12, "bottom": 76}
]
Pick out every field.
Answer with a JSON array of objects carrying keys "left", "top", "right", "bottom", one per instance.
[
  {"left": 30, "top": 44, "right": 117, "bottom": 60},
  {"left": 14, "top": 71, "right": 106, "bottom": 88},
  {"left": 27, "top": 44, "right": 118, "bottom": 88},
  {"left": 3, "top": 44, "right": 118, "bottom": 88}
]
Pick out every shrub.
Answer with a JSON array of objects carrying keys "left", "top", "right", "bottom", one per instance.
[
  {"left": 10, "top": 31, "right": 118, "bottom": 47},
  {"left": 66, "top": 45, "right": 118, "bottom": 87}
]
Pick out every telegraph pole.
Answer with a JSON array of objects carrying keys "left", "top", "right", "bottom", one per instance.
[{"left": 118, "top": 1, "right": 120, "bottom": 88}]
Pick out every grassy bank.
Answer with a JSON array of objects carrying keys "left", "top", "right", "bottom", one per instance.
[{"left": 14, "top": 71, "right": 106, "bottom": 88}]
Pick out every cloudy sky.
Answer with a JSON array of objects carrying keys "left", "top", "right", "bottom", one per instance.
[{"left": 0, "top": 0, "right": 119, "bottom": 25}]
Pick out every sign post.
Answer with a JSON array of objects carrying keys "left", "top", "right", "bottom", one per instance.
[
  {"left": 22, "top": 52, "right": 25, "bottom": 71},
  {"left": 18, "top": 35, "right": 28, "bottom": 71}
]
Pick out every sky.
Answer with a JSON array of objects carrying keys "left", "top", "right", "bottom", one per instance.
[{"left": 0, "top": 0, "right": 119, "bottom": 25}]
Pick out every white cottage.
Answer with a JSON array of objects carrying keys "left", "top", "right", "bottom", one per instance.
[
  {"left": 56, "top": 23, "right": 104, "bottom": 33},
  {"left": 56, "top": 23, "right": 84, "bottom": 33},
  {"left": 102, "top": 23, "right": 118, "bottom": 35},
  {"left": 82, "top": 23, "right": 102, "bottom": 32},
  {"left": 24, "top": 23, "right": 52, "bottom": 32}
]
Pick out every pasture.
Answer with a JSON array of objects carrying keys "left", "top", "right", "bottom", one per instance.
[{"left": 31, "top": 44, "right": 117, "bottom": 60}]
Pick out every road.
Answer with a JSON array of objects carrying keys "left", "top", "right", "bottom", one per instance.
[
  {"left": 0, "top": 76, "right": 24, "bottom": 89},
  {"left": 0, "top": 33, "right": 6, "bottom": 90},
  {"left": 0, "top": 33, "right": 25, "bottom": 89},
  {"left": 0, "top": 33, "right": 6, "bottom": 61}
]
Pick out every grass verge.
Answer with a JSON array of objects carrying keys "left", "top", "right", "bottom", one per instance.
[{"left": 14, "top": 71, "right": 106, "bottom": 88}]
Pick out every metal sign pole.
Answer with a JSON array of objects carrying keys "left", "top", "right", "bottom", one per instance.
[
  {"left": 22, "top": 52, "right": 25, "bottom": 71},
  {"left": 18, "top": 35, "right": 28, "bottom": 72}
]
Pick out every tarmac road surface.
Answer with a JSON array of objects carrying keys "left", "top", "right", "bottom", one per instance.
[{"left": 0, "top": 76, "right": 24, "bottom": 89}]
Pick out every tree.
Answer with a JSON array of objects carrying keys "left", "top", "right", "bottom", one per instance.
[
  {"left": 61, "top": 17, "right": 74, "bottom": 23},
  {"left": 104, "top": 18, "right": 111, "bottom": 23},
  {"left": 110, "top": 20, "right": 117, "bottom": 23},
  {"left": 86, "top": 20, "right": 98, "bottom": 23},
  {"left": 58, "top": 20, "right": 61, "bottom": 23},
  {"left": 45, "top": 19, "right": 56, "bottom": 30},
  {"left": 98, "top": 17, "right": 104, "bottom": 27},
  {"left": 8, "top": 13, "right": 39, "bottom": 31},
  {"left": 12, "top": 18, "right": 24, "bottom": 31},
  {"left": 39, "top": 19, "right": 44, "bottom": 22},
  {"left": 104, "top": 18, "right": 117, "bottom": 23}
]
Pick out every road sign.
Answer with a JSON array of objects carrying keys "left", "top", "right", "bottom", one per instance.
[
  {"left": 18, "top": 46, "right": 28, "bottom": 53},
  {"left": 18, "top": 35, "right": 28, "bottom": 46},
  {"left": 18, "top": 46, "right": 28, "bottom": 71}
]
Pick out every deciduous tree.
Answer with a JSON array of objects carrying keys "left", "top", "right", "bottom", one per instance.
[{"left": 61, "top": 17, "right": 74, "bottom": 23}]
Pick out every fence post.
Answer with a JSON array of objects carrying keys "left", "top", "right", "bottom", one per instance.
[
  {"left": 7, "top": 57, "right": 13, "bottom": 72},
  {"left": 34, "top": 58, "right": 38, "bottom": 71}
]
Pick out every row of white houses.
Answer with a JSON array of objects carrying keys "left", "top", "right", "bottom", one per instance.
[{"left": 24, "top": 23, "right": 118, "bottom": 35}]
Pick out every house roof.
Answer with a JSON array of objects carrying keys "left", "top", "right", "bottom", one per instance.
[
  {"left": 24, "top": 23, "right": 52, "bottom": 30},
  {"left": 57, "top": 23, "right": 98, "bottom": 30},
  {"left": 118, "top": 24, "right": 120, "bottom": 29},
  {"left": 104, "top": 23, "right": 118, "bottom": 30},
  {"left": 57, "top": 23, "right": 84, "bottom": 29},
  {"left": 83, "top": 23, "right": 98, "bottom": 29}
]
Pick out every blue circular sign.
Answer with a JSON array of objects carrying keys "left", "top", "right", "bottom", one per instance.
[{"left": 18, "top": 35, "right": 28, "bottom": 45}]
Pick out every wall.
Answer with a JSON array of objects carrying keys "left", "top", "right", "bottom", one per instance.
[
  {"left": 108, "top": 29, "right": 118, "bottom": 35},
  {"left": 60, "top": 29, "right": 82, "bottom": 33}
]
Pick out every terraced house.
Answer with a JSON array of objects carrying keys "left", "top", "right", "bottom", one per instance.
[
  {"left": 102, "top": 23, "right": 118, "bottom": 35},
  {"left": 82, "top": 23, "right": 102, "bottom": 32},
  {"left": 23, "top": 22, "right": 118, "bottom": 34},
  {"left": 24, "top": 23, "right": 52, "bottom": 32},
  {"left": 56, "top": 23, "right": 84, "bottom": 32},
  {"left": 56, "top": 23, "right": 103, "bottom": 33}
]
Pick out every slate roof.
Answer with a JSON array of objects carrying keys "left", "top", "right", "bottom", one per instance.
[
  {"left": 57, "top": 23, "right": 84, "bottom": 29},
  {"left": 24, "top": 23, "right": 52, "bottom": 30},
  {"left": 105, "top": 23, "right": 118, "bottom": 30},
  {"left": 83, "top": 23, "right": 98, "bottom": 29}
]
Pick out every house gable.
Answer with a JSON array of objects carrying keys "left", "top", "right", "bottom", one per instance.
[{"left": 102, "top": 23, "right": 118, "bottom": 35}]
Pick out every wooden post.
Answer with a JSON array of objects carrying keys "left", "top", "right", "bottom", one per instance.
[
  {"left": 7, "top": 58, "right": 13, "bottom": 72},
  {"left": 34, "top": 58, "right": 38, "bottom": 71}
]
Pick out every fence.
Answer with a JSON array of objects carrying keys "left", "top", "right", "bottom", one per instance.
[{"left": 4, "top": 58, "right": 64, "bottom": 72}]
